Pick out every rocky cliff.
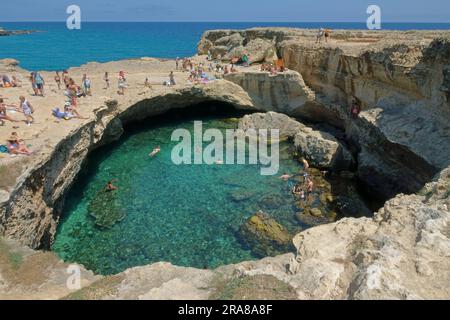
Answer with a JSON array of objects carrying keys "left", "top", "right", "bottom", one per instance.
[
  {"left": 200, "top": 28, "right": 450, "bottom": 198},
  {"left": 3, "top": 167, "right": 447, "bottom": 299}
]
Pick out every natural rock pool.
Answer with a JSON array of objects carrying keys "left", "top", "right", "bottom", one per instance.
[{"left": 53, "top": 105, "right": 372, "bottom": 275}]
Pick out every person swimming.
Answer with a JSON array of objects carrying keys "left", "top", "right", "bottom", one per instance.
[
  {"left": 280, "top": 173, "right": 292, "bottom": 181},
  {"left": 105, "top": 180, "right": 118, "bottom": 192},
  {"left": 149, "top": 146, "right": 161, "bottom": 157}
]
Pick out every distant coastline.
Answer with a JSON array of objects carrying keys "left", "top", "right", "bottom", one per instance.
[
  {"left": 1, "top": 21, "right": 450, "bottom": 71},
  {"left": 0, "top": 27, "right": 36, "bottom": 36}
]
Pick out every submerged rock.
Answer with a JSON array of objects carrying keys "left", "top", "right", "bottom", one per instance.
[
  {"left": 228, "top": 189, "right": 255, "bottom": 202},
  {"left": 258, "top": 194, "right": 285, "bottom": 210},
  {"left": 238, "top": 211, "right": 294, "bottom": 257},
  {"left": 295, "top": 211, "right": 329, "bottom": 226},
  {"left": 87, "top": 190, "right": 126, "bottom": 228}
]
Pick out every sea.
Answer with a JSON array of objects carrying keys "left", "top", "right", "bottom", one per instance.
[{"left": 1, "top": 22, "right": 450, "bottom": 71}]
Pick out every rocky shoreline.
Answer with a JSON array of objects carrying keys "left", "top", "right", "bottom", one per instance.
[{"left": 0, "top": 28, "right": 449, "bottom": 299}]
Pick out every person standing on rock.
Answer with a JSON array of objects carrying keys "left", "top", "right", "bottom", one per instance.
[
  {"left": 54, "top": 71, "right": 61, "bottom": 90},
  {"left": 104, "top": 72, "right": 110, "bottom": 89},
  {"left": 316, "top": 28, "right": 324, "bottom": 43},
  {"left": 169, "top": 71, "right": 176, "bottom": 86},
  {"left": 324, "top": 29, "right": 331, "bottom": 43},
  {"left": 301, "top": 158, "right": 309, "bottom": 173},
  {"left": 82, "top": 74, "right": 92, "bottom": 96},
  {"left": 34, "top": 71, "right": 45, "bottom": 96},
  {"left": 117, "top": 71, "right": 126, "bottom": 95},
  {"left": 29, "top": 72, "right": 39, "bottom": 96},
  {"left": 306, "top": 177, "right": 314, "bottom": 194},
  {"left": 15, "top": 96, "right": 34, "bottom": 126}
]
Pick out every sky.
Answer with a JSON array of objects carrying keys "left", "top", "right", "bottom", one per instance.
[{"left": 0, "top": 0, "right": 449, "bottom": 22}]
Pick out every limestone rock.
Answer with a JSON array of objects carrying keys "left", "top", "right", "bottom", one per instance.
[
  {"left": 0, "top": 59, "right": 19, "bottom": 67},
  {"left": 238, "top": 112, "right": 354, "bottom": 169},
  {"left": 225, "top": 70, "right": 315, "bottom": 114},
  {"left": 239, "top": 211, "right": 294, "bottom": 257},
  {"left": 87, "top": 190, "right": 125, "bottom": 228}
]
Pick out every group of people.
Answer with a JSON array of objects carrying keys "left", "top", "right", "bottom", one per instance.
[
  {"left": 280, "top": 158, "right": 314, "bottom": 202},
  {"left": 316, "top": 28, "right": 332, "bottom": 44},
  {"left": 0, "top": 96, "right": 35, "bottom": 126},
  {"left": 0, "top": 74, "right": 20, "bottom": 88},
  {"left": 260, "top": 62, "right": 286, "bottom": 75},
  {"left": 104, "top": 145, "right": 161, "bottom": 192}
]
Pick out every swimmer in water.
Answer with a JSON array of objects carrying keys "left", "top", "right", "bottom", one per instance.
[
  {"left": 106, "top": 180, "right": 118, "bottom": 191},
  {"left": 149, "top": 146, "right": 161, "bottom": 157},
  {"left": 280, "top": 173, "right": 292, "bottom": 181}
]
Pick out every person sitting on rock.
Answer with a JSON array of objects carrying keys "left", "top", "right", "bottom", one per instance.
[
  {"left": 350, "top": 99, "right": 361, "bottom": 119},
  {"left": 0, "top": 98, "right": 19, "bottom": 125},
  {"left": 292, "top": 183, "right": 303, "bottom": 196},
  {"left": 6, "top": 132, "right": 32, "bottom": 155},
  {"left": 64, "top": 101, "right": 88, "bottom": 119}
]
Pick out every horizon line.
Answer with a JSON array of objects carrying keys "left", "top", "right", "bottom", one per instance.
[{"left": 2, "top": 20, "right": 450, "bottom": 24}]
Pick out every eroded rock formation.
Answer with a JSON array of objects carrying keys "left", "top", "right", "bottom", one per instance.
[
  {"left": 238, "top": 111, "right": 353, "bottom": 169},
  {"left": 201, "top": 28, "right": 450, "bottom": 198},
  {"left": 1, "top": 28, "right": 450, "bottom": 300}
]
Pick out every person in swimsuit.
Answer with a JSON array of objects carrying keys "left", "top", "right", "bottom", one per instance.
[
  {"left": 292, "top": 184, "right": 305, "bottom": 200},
  {"left": 105, "top": 180, "right": 118, "bottom": 191},
  {"left": 13, "top": 96, "right": 34, "bottom": 125},
  {"left": 34, "top": 72, "right": 45, "bottom": 96},
  {"left": 306, "top": 177, "right": 314, "bottom": 194},
  {"left": 0, "top": 98, "right": 19, "bottom": 124},
  {"left": 280, "top": 173, "right": 292, "bottom": 181},
  {"left": 149, "top": 146, "right": 161, "bottom": 157},
  {"left": 54, "top": 71, "right": 61, "bottom": 90},
  {"left": 29, "top": 72, "right": 39, "bottom": 95},
  {"left": 169, "top": 71, "right": 176, "bottom": 86},
  {"left": 117, "top": 71, "right": 126, "bottom": 95},
  {"left": 104, "top": 72, "right": 110, "bottom": 89},
  {"left": 7, "top": 132, "right": 31, "bottom": 155},
  {"left": 301, "top": 157, "right": 310, "bottom": 173},
  {"left": 82, "top": 74, "right": 92, "bottom": 96},
  {"left": 64, "top": 101, "right": 88, "bottom": 119}
]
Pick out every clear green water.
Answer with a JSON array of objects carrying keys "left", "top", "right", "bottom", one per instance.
[{"left": 53, "top": 108, "right": 309, "bottom": 275}]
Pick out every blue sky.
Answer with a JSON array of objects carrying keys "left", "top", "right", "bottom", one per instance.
[{"left": 0, "top": 0, "right": 449, "bottom": 22}]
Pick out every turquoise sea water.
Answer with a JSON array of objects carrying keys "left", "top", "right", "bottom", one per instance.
[
  {"left": 2, "top": 22, "right": 450, "bottom": 71},
  {"left": 53, "top": 107, "right": 310, "bottom": 275}
]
